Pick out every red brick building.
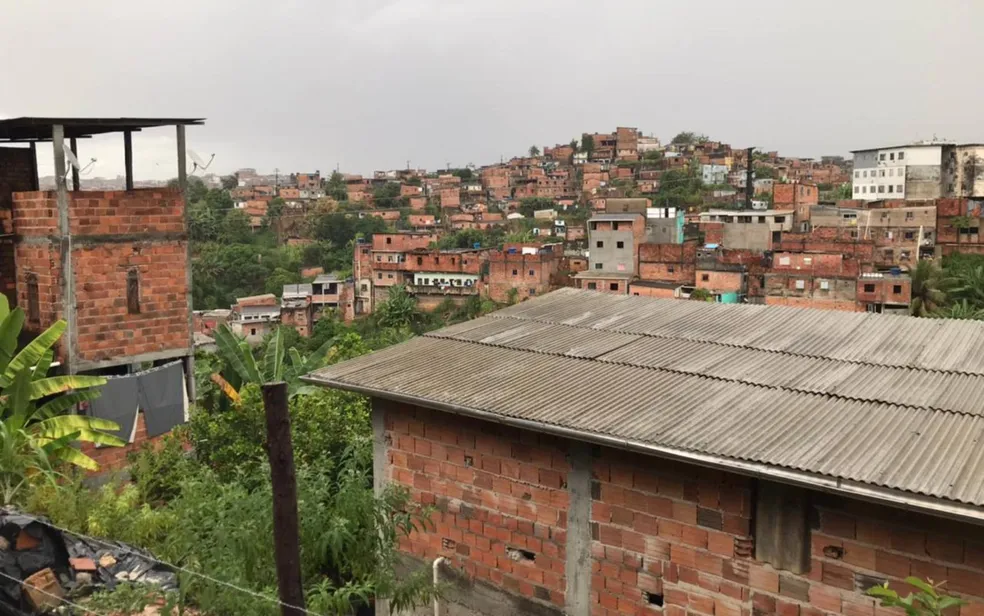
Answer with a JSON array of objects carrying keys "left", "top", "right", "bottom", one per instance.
[
  {"left": 487, "top": 243, "right": 563, "bottom": 303},
  {"left": 310, "top": 289, "right": 984, "bottom": 616}
]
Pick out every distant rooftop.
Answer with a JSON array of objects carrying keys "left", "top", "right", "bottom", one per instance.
[
  {"left": 0, "top": 117, "right": 205, "bottom": 142},
  {"left": 589, "top": 213, "right": 641, "bottom": 222},
  {"left": 313, "top": 274, "right": 341, "bottom": 284}
]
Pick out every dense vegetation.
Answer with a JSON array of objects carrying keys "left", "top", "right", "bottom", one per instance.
[{"left": 911, "top": 254, "right": 984, "bottom": 319}]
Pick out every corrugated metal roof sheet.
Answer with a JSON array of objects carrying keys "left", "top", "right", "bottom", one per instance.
[{"left": 307, "top": 289, "right": 984, "bottom": 511}]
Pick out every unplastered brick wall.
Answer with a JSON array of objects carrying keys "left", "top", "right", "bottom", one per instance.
[
  {"left": 74, "top": 242, "right": 189, "bottom": 364},
  {"left": 379, "top": 403, "right": 984, "bottom": 616},
  {"left": 384, "top": 403, "right": 570, "bottom": 611}
]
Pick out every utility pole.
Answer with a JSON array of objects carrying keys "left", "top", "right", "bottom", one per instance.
[
  {"left": 274, "top": 168, "right": 280, "bottom": 191},
  {"left": 745, "top": 146, "right": 755, "bottom": 210},
  {"left": 262, "top": 382, "right": 306, "bottom": 616}
]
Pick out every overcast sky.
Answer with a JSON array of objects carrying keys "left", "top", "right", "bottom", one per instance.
[{"left": 2, "top": 0, "right": 982, "bottom": 180}]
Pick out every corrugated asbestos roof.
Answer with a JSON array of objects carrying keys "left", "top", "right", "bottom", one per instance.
[{"left": 306, "top": 288, "right": 984, "bottom": 512}]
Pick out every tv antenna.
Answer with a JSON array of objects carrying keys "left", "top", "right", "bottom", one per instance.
[
  {"left": 63, "top": 148, "right": 96, "bottom": 180},
  {"left": 187, "top": 149, "right": 215, "bottom": 174}
]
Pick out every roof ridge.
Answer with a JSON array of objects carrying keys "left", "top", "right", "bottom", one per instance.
[
  {"left": 424, "top": 322, "right": 983, "bottom": 420},
  {"left": 485, "top": 312, "right": 983, "bottom": 378}
]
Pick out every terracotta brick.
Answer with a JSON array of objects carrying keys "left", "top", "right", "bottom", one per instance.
[
  {"left": 752, "top": 591, "right": 776, "bottom": 615},
  {"left": 696, "top": 551, "right": 724, "bottom": 577},
  {"left": 647, "top": 495, "right": 674, "bottom": 518},
  {"left": 842, "top": 599, "right": 875, "bottom": 616},
  {"left": 821, "top": 512, "right": 856, "bottom": 539},
  {"left": 690, "top": 592, "right": 716, "bottom": 615},
  {"left": 633, "top": 512, "right": 658, "bottom": 536},
  {"left": 717, "top": 599, "right": 742, "bottom": 616},
  {"left": 747, "top": 564, "right": 780, "bottom": 594},
  {"left": 673, "top": 502, "right": 699, "bottom": 525},
  {"left": 890, "top": 529, "right": 926, "bottom": 556},
  {"left": 926, "top": 535, "right": 964, "bottom": 564},
  {"left": 947, "top": 567, "right": 984, "bottom": 596},
  {"left": 842, "top": 541, "right": 877, "bottom": 571},
  {"left": 822, "top": 563, "right": 855, "bottom": 591},
  {"left": 708, "top": 530, "right": 735, "bottom": 557},
  {"left": 671, "top": 544, "right": 697, "bottom": 569},
  {"left": 910, "top": 559, "right": 946, "bottom": 584},
  {"left": 777, "top": 599, "right": 800, "bottom": 616},
  {"left": 875, "top": 551, "right": 910, "bottom": 578},
  {"left": 682, "top": 525, "right": 709, "bottom": 548},
  {"left": 809, "top": 584, "right": 842, "bottom": 613},
  {"left": 961, "top": 603, "right": 984, "bottom": 616}
]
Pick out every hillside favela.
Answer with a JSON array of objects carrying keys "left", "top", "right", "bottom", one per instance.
[{"left": 2, "top": 3, "right": 984, "bottom": 616}]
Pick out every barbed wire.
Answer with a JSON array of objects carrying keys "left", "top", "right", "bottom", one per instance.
[{"left": 0, "top": 569, "right": 109, "bottom": 616}]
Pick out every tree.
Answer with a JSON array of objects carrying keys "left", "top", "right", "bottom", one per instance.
[
  {"left": 450, "top": 168, "right": 473, "bottom": 181},
  {"left": 373, "top": 182, "right": 402, "bottom": 209},
  {"left": 188, "top": 200, "right": 220, "bottom": 243},
  {"left": 670, "top": 132, "right": 709, "bottom": 146},
  {"left": 569, "top": 139, "right": 578, "bottom": 152},
  {"left": 529, "top": 145, "right": 540, "bottom": 157},
  {"left": 754, "top": 165, "right": 776, "bottom": 180},
  {"left": 518, "top": 197, "right": 555, "bottom": 218},
  {"left": 325, "top": 171, "right": 348, "bottom": 201},
  {"left": 909, "top": 259, "right": 952, "bottom": 317},
  {"left": 376, "top": 285, "right": 423, "bottom": 330},
  {"left": 581, "top": 134, "right": 595, "bottom": 158},
  {"left": 221, "top": 174, "right": 239, "bottom": 190},
  {"left": 868, "top": 577, "right": 965, "bottom": 616},
  {"left": 212, "top": 324, "right": 335, "bottom": 399},
  {"left": 263, "top": 197, "right": 286, "bottom": 228},
  {"left": 219, "top": 209, "right": 253, "bottom": 244},
  {"left": 689, "top": 288, "right": 713, "bottom": 301},
  {"left": 0, "top": 299, "right": 123, "bottom": 503}
]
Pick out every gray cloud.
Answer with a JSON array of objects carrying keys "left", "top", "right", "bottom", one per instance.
[{"left": 3, "top": 0, "right": 982, "bottom": 180}]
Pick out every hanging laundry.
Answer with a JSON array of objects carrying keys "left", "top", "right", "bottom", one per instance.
[
  {"left": 86, "top": 374, "right": 139, "bottom": 443},
  {"left": 137, "top": 362, "right": 188, "bottom": 438}
]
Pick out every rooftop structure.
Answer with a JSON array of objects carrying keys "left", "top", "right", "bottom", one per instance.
[{"left": 308, "top": 287, "right": 984, "bottom": 519}]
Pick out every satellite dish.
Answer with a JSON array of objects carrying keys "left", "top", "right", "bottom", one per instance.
[
  {"left": 188, "top": 149, "right": 215, "bottom": 174},
  {"left": 62, "top": 148, "right": 96, "bottom": 180}
]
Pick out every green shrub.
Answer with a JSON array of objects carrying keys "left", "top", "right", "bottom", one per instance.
[{"left": 126, "top": 429, "right": 197, "bottom": 504}]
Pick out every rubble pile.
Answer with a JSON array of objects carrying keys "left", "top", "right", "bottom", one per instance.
[{"left": 0, "top": 509, "right": 177, "bottom": 615}]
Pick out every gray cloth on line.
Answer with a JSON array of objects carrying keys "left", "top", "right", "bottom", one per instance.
[
  {"left": 87, "top": 375, "right": 139, "bottom": 442},
  {"left": 137, "top": 362, "right": 186, "bottom": 438}
]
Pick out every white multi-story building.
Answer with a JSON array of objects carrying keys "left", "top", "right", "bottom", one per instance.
[{"left": 851, "top": 142, "right": 984, "bottom": 201}]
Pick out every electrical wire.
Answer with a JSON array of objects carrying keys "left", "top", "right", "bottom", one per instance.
[
  {"left": 12, "top": 513, "right": 323, "bottom": 616},
  {"left": 0, "top": 569, "right": 110, "bottom": 616}
]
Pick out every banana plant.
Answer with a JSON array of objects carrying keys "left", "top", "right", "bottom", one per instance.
[
  {"left": 212, "top": 324, "right": 339, "bottom": 400},
  {"left": 0, "top": 296, "right": 125, "bottom": 503}
]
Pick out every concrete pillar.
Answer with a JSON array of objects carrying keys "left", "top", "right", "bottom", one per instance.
[
  {"left": 52, "top": 124, "right": 75, "bottom": 374},
  {"left": 565, "top": 441, "right": 592, "bottom": 616},
  {"left": 372, "top": 398, "right": 391, "bottom": 616}
]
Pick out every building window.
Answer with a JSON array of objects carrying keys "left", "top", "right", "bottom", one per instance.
[
  {"left": 904, "top": 231, "right": 915, "bottom": 240},
  {"left": 26, "top": 273, "right": 39, "bottom": 324},
  {"left": 898, "top": 152, "right": 904, "bottom": 160},
  {"left": 890, "top": 152, "right": 895, "bottom": 161},
  {"left": 879, "top": 153, "right": 886, "bottom": 161},
  {"left": 701, "top": 274, "right": 709, "bottom": 282},
  {"left": 596, "top": 241, "right": 604, "bottom": 248},
  {"left": 386, "top": 237, "right": 392, "bottom": 244},
  {"left": 880, "top": 169, "right": 886, "bottom": 177},
  {"left": 667, "top": 265, "right": 675, "bottom": 273},
  {"left": 775, "top": 216, "right": 785, "bottom": 223},
  {"left": 417, "top": 256, "right": 423, "bottom": 265},
  {"left": 126, "top": 269, "right": 140, "bottom": 314},
  {"left": 376, "top": 272, "right": 382, "bottom": 280},
  {"left": 529, "top": 269, "right": 535, "bottom": 276},
  {"left": 612, "top": 222, "right": 620, "bottom": 231},
  {"left": 893, "top": 285, "right": 902, "bottom": 294},
  {"left": 595, "top": 263, "right": 603, "bottom": 270},
  {"left": 862, "top": 170, "right": 868, "bottom": 178},
  {"left": 609, "top": 283, "right": 619, "bottom": 291},
  {"left": 361, "top": 284, "right": 368, "bottom": 292},
  {"left": 864, "top": 284, "right": 875, "bottom": 292},
  {"left": 878, "top": 185, "right": 885, "bottom": 193},
  {"left": 616, "top": 241, "right": 624, "bottom": 249},
  {"left": 587, "top": 282, "right": 597, "bottom": 290},
  {"left": 854, "top": 171, "right": 859, "bottom": 179},
  {"left": 888, "top": 185, "right": 894, "bottom": 193},
  {"left": 897, "top": 185, "right": 904, "bottom": 192},
  {"left": 529, "top": 288, "right": 536, "bottom": 296},
  {"left": 387, "top": 273, "right": 393, "bottom": 279},
  {"left": 906, "top": 212, "right": 914, "bottom": 220},
  {"left": 250, "top": 328, "right": 257, "bottom": 336},
  {"left": 889, "top": 169, "right": 894, "bottom": 177},
  {"left": 854, "top": 186, "right": 859, "bottom": 194},
  {"left": 512, "top": 269, "right": 518, "bottom": 276}
]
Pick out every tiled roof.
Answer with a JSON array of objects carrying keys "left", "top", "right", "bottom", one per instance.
[{"left": 306, "top": 288, "right": 984, "bottom": 516}]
